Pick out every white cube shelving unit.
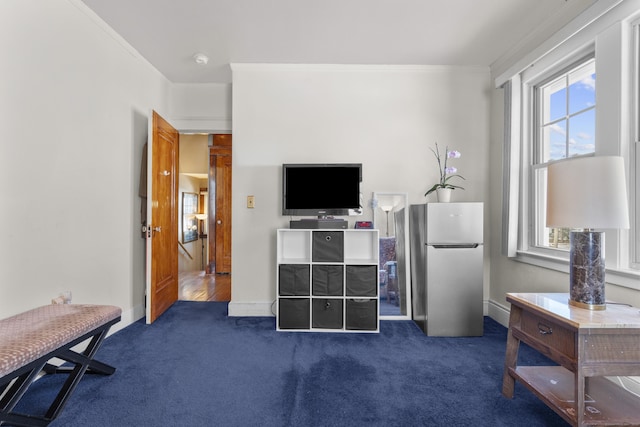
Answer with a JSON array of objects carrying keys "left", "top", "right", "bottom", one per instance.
[{"left": 276, "top": 228, "right": 379, "bottom": 333}]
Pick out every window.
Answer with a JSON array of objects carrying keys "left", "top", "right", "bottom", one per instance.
[
  {"left": 531, "top": 57, "right": 596, "bottom": 252},
  {"left": 500, "top": 2, "right": 640, "bottom": 290}
]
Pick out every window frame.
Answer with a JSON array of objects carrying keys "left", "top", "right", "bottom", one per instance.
[
  {"left": 529, "top": 54, "right": 596, "bottom": 254},
  {"left": 506, "top": 15, "right": 640, "bottom": 290}
]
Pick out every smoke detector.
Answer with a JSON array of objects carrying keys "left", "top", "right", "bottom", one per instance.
[{"left": 193, "top": 53, "right": 209, "bottom": 65}]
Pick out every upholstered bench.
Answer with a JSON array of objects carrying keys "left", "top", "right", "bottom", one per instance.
[{"left": 0, "top": 304, "right": 121, "bottom": 426}]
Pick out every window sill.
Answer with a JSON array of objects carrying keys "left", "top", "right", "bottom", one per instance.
[{"left": 514, "top": 250, "right": 640, "bottom": 291}]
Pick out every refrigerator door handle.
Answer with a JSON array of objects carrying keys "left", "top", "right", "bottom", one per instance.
[{"left": 429, "top": 244, "right": 479, "bottom": 249}]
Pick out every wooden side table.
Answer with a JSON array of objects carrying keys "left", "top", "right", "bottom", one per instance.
[{"left": 502, "top": 293, "right": 640, "bottom": 426}]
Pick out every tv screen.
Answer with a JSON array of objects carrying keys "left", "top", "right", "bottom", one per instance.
[{"left": 282, "top": 163, "right": 362, "bottom": 217}]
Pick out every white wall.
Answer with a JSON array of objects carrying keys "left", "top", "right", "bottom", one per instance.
[
  {"left": 230, "top": 64, "right": 491, "bottom": 315},
  {"left": 169, "top": 83, "right": 232, "bottom": 132},
  {"left": 0, "top": 0, "right": 170, "bottom": 329}
]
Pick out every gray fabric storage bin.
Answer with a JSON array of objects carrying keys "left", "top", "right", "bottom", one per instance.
[
  {"left": 279, "top": 264, "right": 310, "bottom": 296},
  {"left": 312, "top": 299, "right": 343, "bottom": 329},
  {"left": 346, "top": 265, "right": 377, "bottom": 296},
  {"left": 312, "top": 265, "right": 343, "bottom": 296},
  {"left": 345, "top": 299, "right": 377, "bottom": 330},
  {"left": 312, "top": 231, "right": 344, "bottom": 262},
  {"left": 278, "top": 298, "right": 310, "bottom": 329}
]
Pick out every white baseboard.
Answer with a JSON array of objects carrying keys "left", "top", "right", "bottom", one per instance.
[
  {"left": 106, "top": 303, "right": 145, "bottom": 337},
  {"left": 487, "top": 298, "right": 511, "bottom": 328},
  {"left": 228, "top": 300, "right": 275, "bottom": 317}
]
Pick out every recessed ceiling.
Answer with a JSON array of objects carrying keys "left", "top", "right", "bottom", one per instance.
[{"left": 80, "top": 0, "right": 594, "bottom": 84}]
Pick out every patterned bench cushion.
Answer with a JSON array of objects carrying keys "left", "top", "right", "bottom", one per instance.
[{"left": 0, "top": 304, "right": 121, "bottom": 379}]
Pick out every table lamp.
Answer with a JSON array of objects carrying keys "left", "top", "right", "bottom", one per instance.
[{"left": 546, "top": 156, "right": 629, "bottom": 310}]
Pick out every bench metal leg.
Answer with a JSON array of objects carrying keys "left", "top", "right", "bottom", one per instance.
[
  {"left": 0, "top": 365, "right": 46, "bottom": 414},
  {"left": 0, "top": 318, "right": 118, "bottom": 427},
  {"left": 44, "top": 328, "right": 111, "bottom": 421}
]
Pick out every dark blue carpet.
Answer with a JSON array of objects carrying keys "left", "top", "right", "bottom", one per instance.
[{"left": 15, "top": 301, "right": 567, "bottom": 426}]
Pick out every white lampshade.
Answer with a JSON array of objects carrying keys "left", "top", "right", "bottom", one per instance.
[
  {"left": 547, "top": 156, "right": 630, "bottom": 230},
  {"left": 195, "top": 213, "right": 208, "bottom": 220}
]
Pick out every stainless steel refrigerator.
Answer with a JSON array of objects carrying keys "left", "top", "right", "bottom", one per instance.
[{"left": 409, "top": 202, "right": 484, "bottom": 336}]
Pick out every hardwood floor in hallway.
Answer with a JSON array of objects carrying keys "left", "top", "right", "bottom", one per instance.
[{"left": 178, "top": 271, "right": 230, "bottom": 302}]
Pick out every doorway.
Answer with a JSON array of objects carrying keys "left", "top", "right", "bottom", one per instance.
[
  {"left": 209, "top": 134, "right": 232, "bottom": 274},
  {"left": 177, "top": 133, "right": 231, "bottom": 302}
]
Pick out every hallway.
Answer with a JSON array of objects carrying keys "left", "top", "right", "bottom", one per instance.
[{"left": 178, "top": 271, "right": 230, "bottom": 302}]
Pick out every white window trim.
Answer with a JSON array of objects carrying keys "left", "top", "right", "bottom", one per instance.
[
  {"left": 632, "top": 23, "right": 640, "bottom": 270},
  {"left": 501, "top": 78, "right": 520, "bottom": 258},
  {"left": 517, "top": 50, "right": 595, "bottom": 264},
  {"left": 502, "top": 2, "right": 640, "bottom": 291}
]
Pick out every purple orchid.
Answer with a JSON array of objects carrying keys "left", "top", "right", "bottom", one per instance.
[{"left": 425, "top": 142, "right": 466, "bottom": 196}]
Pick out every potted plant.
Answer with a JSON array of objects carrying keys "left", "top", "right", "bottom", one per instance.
[{"left": 424, "top": 142, "right": 465, "bottom": 202}]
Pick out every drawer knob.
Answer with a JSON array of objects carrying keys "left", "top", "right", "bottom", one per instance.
[{"left": 538, "top": 322, "right": 553, "bottom": 335}]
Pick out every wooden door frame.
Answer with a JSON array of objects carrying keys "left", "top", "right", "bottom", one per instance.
[{"left": 207, "top": 134, "right": 232, "bottom": 274}]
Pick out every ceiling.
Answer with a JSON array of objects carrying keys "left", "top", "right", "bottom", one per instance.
[{"left": 80, "top": 0, "right": 594, "bottom": 84}]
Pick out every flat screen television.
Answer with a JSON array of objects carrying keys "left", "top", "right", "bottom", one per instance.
[{"left": 282, "top": 163, "right": 362, "bottom": 217}]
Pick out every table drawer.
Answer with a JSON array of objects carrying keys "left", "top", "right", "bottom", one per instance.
[{"left": 521, "top": 310, "right": 576, "bottom": 359}]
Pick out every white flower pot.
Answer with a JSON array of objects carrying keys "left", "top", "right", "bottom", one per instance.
[{"left": 436, "top": 188, "right": 452, "bottom": 203}]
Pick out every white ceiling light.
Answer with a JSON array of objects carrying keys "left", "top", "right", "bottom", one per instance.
[{"left": 192, "top": 53, "right": 209, "bottom": 65}]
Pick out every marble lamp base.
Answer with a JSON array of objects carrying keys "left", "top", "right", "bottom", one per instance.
[{"left": 569, "top": 230, "right": 606, "bottom": 310}]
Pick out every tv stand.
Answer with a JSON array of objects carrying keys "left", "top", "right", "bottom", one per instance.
[
  {"left": 290, "top": 219, "right": 348, "bottom": 229},
  {"left": 276, "top": 228, "right": 379, "bottom": 332}
]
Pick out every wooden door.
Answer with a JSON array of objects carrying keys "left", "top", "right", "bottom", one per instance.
[
  {"left": 145, "top": 111, "right": 179, "bottom": 323},
  {"left": 209, "top": 135, "right": 232, "bottom": 274}
]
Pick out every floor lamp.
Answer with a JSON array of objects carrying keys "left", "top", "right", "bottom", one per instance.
[
  {"left": 195, "top": 213, "right": 208, "bottom": 271},
  {"left": 546, "top": 156, "right": 629, "bottom": 310},
  {"left": 380, "top": 205, "right": 394, "bottom": 237}
]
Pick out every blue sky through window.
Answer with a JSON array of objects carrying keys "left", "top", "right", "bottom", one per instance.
[{"left": 541, "top": 61, "right": 595, "bottom": 162}]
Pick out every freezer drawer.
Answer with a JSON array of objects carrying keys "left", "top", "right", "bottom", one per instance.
[
  {"left": 426, "top": 203, "right": 483, "bottom": 245},
  {"left": 426, "top": 245, "right": 483, "bottom": 336}
]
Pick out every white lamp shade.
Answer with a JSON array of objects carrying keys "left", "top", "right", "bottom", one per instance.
[
  {"left": 547, "top": 156, "right": 629, "bottom": 229},
  {"left": 195, "top": 213, "right": 208, "bottom": 220}
]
